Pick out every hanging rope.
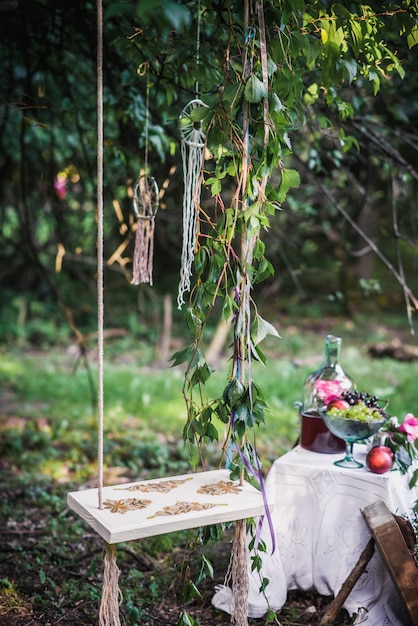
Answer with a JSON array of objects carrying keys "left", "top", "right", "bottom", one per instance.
[
  {"left": 141, "top": 62, "right": 150, "bottom": 175},
  {"left": 195, "top": 0, "right": 201, "bottom": 98},
  {"left": 96, "top": 2, "right": 123, "bottom": 623},
  {"left": 99, "top": 543, "right": 122, "bottom": 626},
  {"left": 97, "top": 0, "right": 104, "bottom": 513},
  {"left": 224, "top": 518, "right": 249, "bottom": 626}
]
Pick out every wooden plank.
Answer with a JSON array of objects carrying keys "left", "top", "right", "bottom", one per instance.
[
  {"left": 67, "top": 469, "right": 270, "bottom": 544},
  {"left": 361, "top": 499, "right": 418, "bottom": 625}
]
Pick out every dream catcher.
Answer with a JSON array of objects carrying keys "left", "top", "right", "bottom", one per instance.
[
  {"left": 131, "top": 62, "right": 159, "bottom": 286},
  {"left": 131, "top": 174, "right": 158, "bottom": 285},
  {"left": 176, "top": 0, "right": 208, "bottom": 309}
]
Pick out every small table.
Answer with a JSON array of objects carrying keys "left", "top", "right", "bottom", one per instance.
[{"left": 212, "top": 445, "right": 417, "bottom": 625}]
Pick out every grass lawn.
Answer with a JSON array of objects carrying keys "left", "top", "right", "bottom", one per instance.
[{"left": 1, "top": 313, "right": 418, "bottom": 480}]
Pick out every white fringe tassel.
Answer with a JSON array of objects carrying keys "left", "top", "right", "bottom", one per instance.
[{"left": 177, "top": 101, "right": 207, "bottom": 309}]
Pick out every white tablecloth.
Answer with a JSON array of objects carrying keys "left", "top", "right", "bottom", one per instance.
[{"left": 213, "top": 445, "right": 417, "bottom": 625}]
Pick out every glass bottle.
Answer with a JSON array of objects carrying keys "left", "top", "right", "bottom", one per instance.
[{"left": 300, "top": 334, "right": 356, "bottom": 453}]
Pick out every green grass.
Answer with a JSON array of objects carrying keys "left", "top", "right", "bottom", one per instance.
[{"left": 1, "top": 316, "right": 418, "bottom": 480}]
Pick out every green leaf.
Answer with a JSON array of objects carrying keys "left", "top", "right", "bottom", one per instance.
[
  {"left": 321, "top": 39, "right": 341, "bottom": 84},
  {"left": 229, "top": 463, "right": 241, "bottom": 481},
  {"left": 182, "top": 582, "right": 202, "bottom": 603},
  {"left": 206, "top": 176, "right": 222, "bottom": 196},
  {"left": 235, "top": 401, "right": 253, "bottom": 426},
  {"left": 170, "top": 345, "right": 195, "bottom": 367},
  {"left": 188, "top": 106, "right": 209, "bottom": 122},
  {"left": 250, "top": 341, "right": 267, "bottom": 366},
  {"left": 349, "top": 17, "right": 364, "bottom": 53},
  {"left": 244, "top": 74, "right": 268, "bottom": 103},
  {"left": 283, "top": 131, "right": 292, "bottom": 151},
  {"left": 251, "top": 315, "right": 280, "bottom": 345},
  {"left": 409, "top": 468, "right": 418, "bottom": 489},
  {"left": 267, "top": 56, "right": 277, "bottom": 77},
  {"left": 343, "top": 58, "right": 357, "bottom": 84},
  {"left": 253, "top": 237, "right": 266, "bottom": 260},
  {"left": 222, "top": 294, "right": 237, "bottom": 321},
  {"left": 197, "top": 554, "right": 214, "bottom": 583},
  {"left": 407, "top": 26, "right": 418, "bottom": 49},
  {"left": 177, "top": 610, "right": 196, "bottom": 626},
  {"left": 338, "top": 128, "right": 359, "bottom": 153},
  {"left": 194, "top": 246, "right": 209, "bottom": 274},
  {"left": 185, "top": 307, "right": 204, "bottom": 336},
  {"left": 303, "top": 83, "right": 319, "bottom": 106},
  {"left": 190, "top": 361, "right": 213, "bottom": 387},
  {"left": 208, "top": 253, "right": 224, "bottom": 282},
  {"left": 191, "top": 417, "right": 204, "bottom": 437},
  {"left": 185, "top": 442, "right": 200, "bottom": 468},
  {"left": 223, "top": 378, "right": 245, "bottom": 406},
  {"left": 251, "top": 553, "right": 262, "bottom": 572},
  {"left": 205, "top": 421, "right": 219, "bottom": 442},
  {"left": 278, "top": 168, "right": 301, "bottom": 202},
  {"left": 214, "top": 401, "right": 230, "bottom": 424},
  {"left": 265, "top": 608, "right": 278, "bottom": 622},
  {"left": 272, "top": 93, "right": 284, "bottom": 112},
  {"left": 254, "top": 257, "right": 274, "bottom": 284}
]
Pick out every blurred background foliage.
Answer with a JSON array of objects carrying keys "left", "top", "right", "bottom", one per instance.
[{"left": 0, "top": 0, "right": 418, "bottom": 349}]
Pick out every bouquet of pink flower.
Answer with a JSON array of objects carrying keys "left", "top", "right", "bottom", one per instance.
[
  {"left": 398, "top": 414, "right": 418, "bottom": 442},
  {"left": 312, "top": 379, "right": 344, "bottom": 405},
  {"left": 380, "top": 413, "right": 418, "bottom": 487}
]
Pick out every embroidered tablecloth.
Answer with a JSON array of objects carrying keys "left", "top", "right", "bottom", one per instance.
[{"left": 212, "top": 444, "right": 417, "bottom": 625}]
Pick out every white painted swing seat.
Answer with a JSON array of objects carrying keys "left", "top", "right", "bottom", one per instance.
[{"left": 67, "top": 468, "right": 269, "bottom": 544}]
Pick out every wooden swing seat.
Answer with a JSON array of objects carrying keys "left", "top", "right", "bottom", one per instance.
[{"left": 67, "top": 468, "right": 269, "bottom": 544}]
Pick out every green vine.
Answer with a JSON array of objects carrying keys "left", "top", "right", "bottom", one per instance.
[{"left": 167, "top": 2, "right": 418, "bottom": 623}]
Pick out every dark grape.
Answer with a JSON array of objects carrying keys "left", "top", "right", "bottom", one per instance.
[{"left": 340, "top": 390, "right": 389, "bottom": 418}]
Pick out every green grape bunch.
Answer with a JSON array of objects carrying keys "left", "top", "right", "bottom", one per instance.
[{"left": 326, "top": 390, "right": 390, "bottom": 422}]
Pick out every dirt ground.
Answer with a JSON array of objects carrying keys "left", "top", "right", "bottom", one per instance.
[{"left": 0, "top": 483, "right": 353, "bottom": 626}]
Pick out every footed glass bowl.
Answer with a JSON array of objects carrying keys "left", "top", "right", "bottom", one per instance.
[{"left": 319, "top": 409, "right": 388, "bottom": 468}]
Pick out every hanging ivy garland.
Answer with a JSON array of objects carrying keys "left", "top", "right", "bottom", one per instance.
[
  {"left": 171, "top": 4, "right": 280, "bottom": 623},
  {"left": 173, "top": 0, "right": 280, "bottom": 502}
]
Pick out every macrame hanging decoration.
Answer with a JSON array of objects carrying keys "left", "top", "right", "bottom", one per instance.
[
  {"left": 131, "top": 62, "right": 159, "bottom": 286},
  {"left": 131, "top": 174, "right": 159, "bottom": 285},
  {"left": 176, "top": 0, "right": 207, "bottom": 308},
  {"left": 177, "top": 97, "right": 208, "bottom": 309}
]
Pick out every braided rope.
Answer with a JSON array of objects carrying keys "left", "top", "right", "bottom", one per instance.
[{"left": 97, "top": 0, "right": 104, "bottom": 511}]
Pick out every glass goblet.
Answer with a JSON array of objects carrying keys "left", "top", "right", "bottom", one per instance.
[{"left": 319, "top": 410, "right": 388, "bottom": 469}]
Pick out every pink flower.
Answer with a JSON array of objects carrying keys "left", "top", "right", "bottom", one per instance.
[
  {"left": 313, "top": 380, "right": 342, "bottom": 404},
  {"left": 398, "top": 413, "right": 418, "bottom": 443}
]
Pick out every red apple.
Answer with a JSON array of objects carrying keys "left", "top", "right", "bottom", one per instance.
[
  {"left": 366, "top": 446, "right": 394, "bottom": 474},
  {"left": 327, "top": 398, "right": 350, "bottom": 411}
]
